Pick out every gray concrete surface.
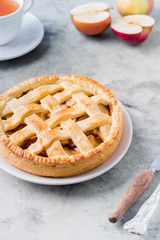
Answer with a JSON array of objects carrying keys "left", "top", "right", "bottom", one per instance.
[{"left": 0, "top": 0, "right": 160, "bottom": 239}]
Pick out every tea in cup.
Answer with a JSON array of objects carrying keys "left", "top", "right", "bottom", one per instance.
[
  {"left": 0, "top": 0, "right": 20, "bottom": 17},
  {"left": 0, "top": 0, "right": 34, "bottom": 45}
]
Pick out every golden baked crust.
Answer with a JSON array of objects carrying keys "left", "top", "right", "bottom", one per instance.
[{"left": 0, "top": 75, "right": 122, "bottom": 177}]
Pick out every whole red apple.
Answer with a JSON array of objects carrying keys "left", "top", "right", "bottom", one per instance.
[{"left": 116, "top": 0, "right": 154, "bottom": 16}]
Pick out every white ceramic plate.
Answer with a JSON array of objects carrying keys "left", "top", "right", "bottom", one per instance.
[
  {"left": 0, "top": 13, "right": 44, "bottom": 61},
  {"left": 0, "top": 102, "right": 132, "bottom": 185}
]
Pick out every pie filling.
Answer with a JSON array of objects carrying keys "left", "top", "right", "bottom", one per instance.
[{"left": 1, "top": 78, "right": 113, "bottom": 158}]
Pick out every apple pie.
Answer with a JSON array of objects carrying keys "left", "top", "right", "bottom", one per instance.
[{"left": 0, "top": 75, "right": 122, "bottom": 177}]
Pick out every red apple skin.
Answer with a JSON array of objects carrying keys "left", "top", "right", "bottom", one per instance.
[
  {"left": 71, "top": 15, "right": 111, "bottom": 36},
  {"left": 112, "top": 25, "right": 153, "bottom": 44},
  {"left": 146, "top": 0, "right": 154, "bottom": 14}
]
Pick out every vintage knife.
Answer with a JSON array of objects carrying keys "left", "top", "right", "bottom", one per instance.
[
  {"left": 108, "top": 153, "right": 160, "bottom": 223},
  {"left": 123, "top": 182, "right": 160, "bottom": 235}
]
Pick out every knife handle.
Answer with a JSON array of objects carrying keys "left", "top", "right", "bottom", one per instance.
[
  {"left": 123, "top": 183, "right": 160, "bottom": 235},
  {"left": 108, "top": 169, "right": 154, "bottom": 223}
]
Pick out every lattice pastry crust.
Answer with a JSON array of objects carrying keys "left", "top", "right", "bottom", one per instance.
[{"left": 0, "top": 75, "right": 122, "bottom": 177}]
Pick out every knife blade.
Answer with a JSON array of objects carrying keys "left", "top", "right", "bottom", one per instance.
[
  {"left": 108, "top": 153, "right": 160, "bottom": 223},
  {"left": 149, "top": 153, "right": 160, "bottom": 171}
]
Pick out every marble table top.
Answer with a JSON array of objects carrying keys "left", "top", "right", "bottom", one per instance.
[{"left": 0, "top": 0, "right": 160, "bottom": 239}]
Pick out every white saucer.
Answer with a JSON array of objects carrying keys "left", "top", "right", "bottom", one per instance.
[
  {"left": 0, "top": 102, "right": 133, "bottom": 185},
  {"left": 0, "top": 13, "right": 44, "bottom": 61}
]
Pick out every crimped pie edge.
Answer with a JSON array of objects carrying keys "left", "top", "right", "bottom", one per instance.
[{"left": 0, "top": 75, "right": 122, "bottom": 167}]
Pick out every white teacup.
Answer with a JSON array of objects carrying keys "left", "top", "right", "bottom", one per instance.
[{"left": 0, "top": 0, "right": 34, "bottom": 46}]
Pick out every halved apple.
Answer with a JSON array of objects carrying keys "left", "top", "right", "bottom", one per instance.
[
  {"left": 111, "top": 15, "right": 155, "bottom": 44},
  {"left": 70, "top": 2, "right": 111, "bottom": 36}
]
